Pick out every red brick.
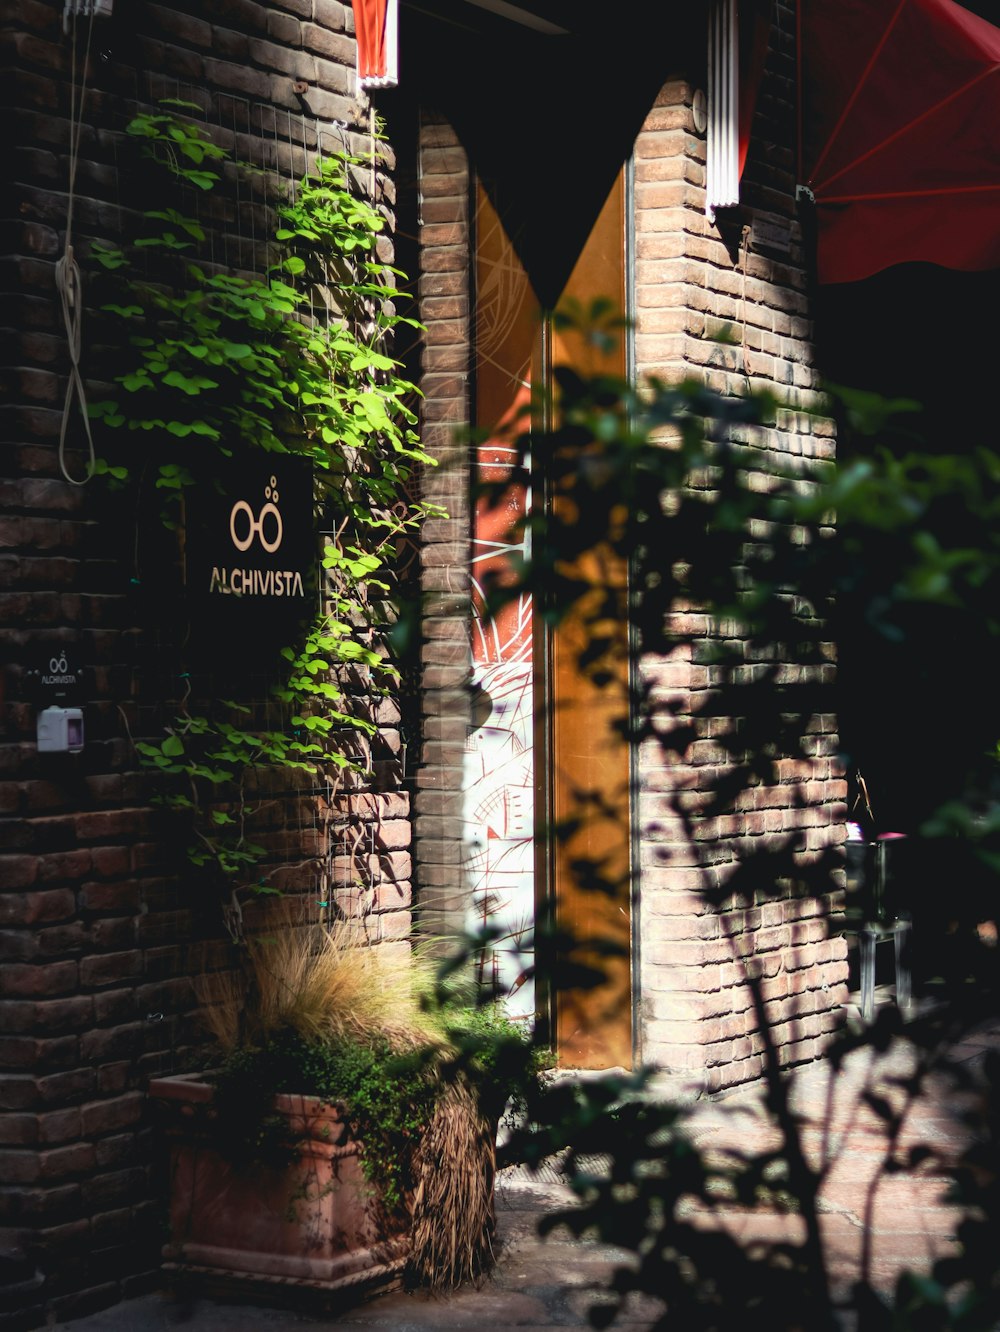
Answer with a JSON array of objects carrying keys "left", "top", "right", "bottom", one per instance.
[
  {"left": 89, "top": 847, "right": 129, "bottom": 878},
  {"left": 36, "top": 849, "right": 92, "bottom": 883},
  {"left": 36, "top": 1107, "right": 81, "bottom": 1144},
  {"left": 78, "top": 881, "right": 139, "bottom": 913},
  {"left": 80, "top": 1166, "right": 147, "bottom": 1211},
  {"left": 21, "top": 815, "right": 76, "bottom": 849},
  {"left": 0, "top": 930, "right": 36, "bottom": 961},
  {"left": 134, "top": 977, "right": 191, "bottom": 1014},
  {"left": 0, "top": 1179, "right": 81, "bottom": 1224},
  {"left": 0, "top": 857, "right": 40, "bottom": 890},
  {"left": 0, "top": 1149, "right": 42, "bottom": 1184},
  {"left": 79, "top": 951, "right": 142, "bottom": 988},
  {"left": 0, "top": 1034, "right": 77, "bottom": 1070},
  {"left": 266, "top": 8, "right": 301, "bottom": 43},
  {"left": 86, "top": 917, "right": 135, "bottom": 953},
  {"left": 369, "top": 910, "right": 410, "bottom": 942},
  {"left": 94, "top": 1132, "right": 144, "bottom": 1169},
  {"left": 303, "top": 19, "right": 356, "bottom": 62},
  {"left": 90, "top": 1206, "right": 130, "bottom": 1245},
  {"left": 82, "top": 1005, "right": 132, "bottom": 1052},
  {"left": 34, "top": 1216, "right": 91, "bottom": 1262},
  {"left": 373, "top": 818, "right": 411, "bottom": 852},
  {"left": 142, "top": 946, "right": 183, "bottom": 980},
  {"left": 0, "top": 1076, "right": 38, "bottom": 1110},
  {"left": 135, "top": 911, "right": 189, "bottom": 946},
  {"left": 95, "top": 1063, "right": 130, "bottom": 1096},
  {"left": 80, "top": 1024, "right": 142, "bottom": 1063},
  {"left": 144, "top": 2, "right": 213, "bottom": 47},
  {"left": 80, "top": 1093, "right": 143, "bottom": 1138},
  {"left": 74, "top": 810, "right": 149, "bottom": 843},
  {"left": 34, "top": 923, "right": 88, "bottom": 958},
  {"left": 37, "top": 1142, "right": 95, "bottom": 1180},
  {"left": 0, "top": 1114, "right": 38, "bottom": 1146},
  {"left": 35, "top": 1068, "right": 95, "bottom": 1105},
  {"left": 0, "top": 960, "right": 77, "bottom": 997},
  {"left": 0, "top": 996, "right": 92, "bottom": 1034}
]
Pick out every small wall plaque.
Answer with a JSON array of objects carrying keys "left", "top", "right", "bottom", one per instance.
[
  {"left": 750, "top": 216, "right": 793, "bottom": 256},
  {"left": 24, "top": 649, "right": 85, "bottom": 704}
]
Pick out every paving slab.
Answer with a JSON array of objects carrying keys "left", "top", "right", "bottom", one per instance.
[{"left": 47, "top": 1016, "right": 1000, "bottom": 1332}]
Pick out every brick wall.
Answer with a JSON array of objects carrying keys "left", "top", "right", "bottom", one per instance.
[
  {"left": 412, "top": 113, "right": 473, "bottom": 945},
  {"left": 632, "top": 2, "right": 848, "bottom": 1092},
  {"left": 0, "top": 3, "right": 412, "bottom": 1323},
  {"left": 402, "top": 4, "right": 847, "bottom": 1087}
]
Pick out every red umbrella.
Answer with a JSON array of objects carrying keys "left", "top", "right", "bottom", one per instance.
[{"left": 800, "top": 0, "right": 1000, "bottom": 283}]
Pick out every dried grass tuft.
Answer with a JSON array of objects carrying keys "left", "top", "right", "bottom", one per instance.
[
  {"left": 409, "top": 1079, "right": 497, "bottom": 1290},
  {"left": 195, "top": 911, "right": 440, "bottom": 1053}
]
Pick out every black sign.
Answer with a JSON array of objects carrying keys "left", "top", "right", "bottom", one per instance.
[
  {"left": 187, "top": 454, "right": 314, "bottom": 616},
  {"left": 24, "top": 649, "right": 86, "bottom": 704}
]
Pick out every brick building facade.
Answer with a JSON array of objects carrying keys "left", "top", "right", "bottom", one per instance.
[
  {"left": 405, "top": 0, "right": 847, "bottom": 1086},
  {"left": 629, "top": 47, "right": 845, "bottom": 1087},
  {"left": 1, "top": 0, "right": 848, "bottom": 1323},
  {"left": 1, "top": 2, "right": 415, "bottom": 1322}
]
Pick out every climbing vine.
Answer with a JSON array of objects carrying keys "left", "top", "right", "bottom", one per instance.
[{"left": 89, "top": 105, "right": 436, "bottom": 901}]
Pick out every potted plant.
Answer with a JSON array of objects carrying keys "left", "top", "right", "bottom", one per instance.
[{"left": 149, "top": 917, "right": 519, "bottom": 1303}]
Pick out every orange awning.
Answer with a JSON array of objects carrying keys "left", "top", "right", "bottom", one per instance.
[{"left": 354, "top": 0, "right": 398, "bottom": 89}]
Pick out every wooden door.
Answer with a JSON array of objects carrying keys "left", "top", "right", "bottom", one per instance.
[
  {"left": 545, "top": 174, "right": 631, "bottom": 1069},
  {"left": 470, "top": 173, "right": 631, "bottom": 1067}
]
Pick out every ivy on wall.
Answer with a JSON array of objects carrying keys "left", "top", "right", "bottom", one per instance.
[{"left": 88, "top": 106, "right": 437, "bottom": 910}]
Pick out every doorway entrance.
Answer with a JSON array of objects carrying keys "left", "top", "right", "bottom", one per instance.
[{"left": 464, "top": 170, "right": 632, "bottom": 1068}]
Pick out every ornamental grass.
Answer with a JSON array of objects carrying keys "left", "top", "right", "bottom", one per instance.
[{"left": 195, "top": 913, "right": 499, "bottom": 1291}]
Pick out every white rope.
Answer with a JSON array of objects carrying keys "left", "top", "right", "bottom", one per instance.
[
  {"left": 370, "top": 103, "right": 376, "bottom": 203},
  {"left": 57, "top": 7, "right": 98, "bottom": 485},
  {"left": 738, "top": 222, "right": 753, "bottom": 385}
]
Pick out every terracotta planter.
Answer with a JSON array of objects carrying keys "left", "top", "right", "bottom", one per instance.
[{"left": 148, "top": 1072, "right": 409, "bottom": 1302}]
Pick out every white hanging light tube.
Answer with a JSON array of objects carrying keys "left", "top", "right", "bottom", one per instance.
[{"left": 707, "top": 0, "right": 740, "bottom": 221}]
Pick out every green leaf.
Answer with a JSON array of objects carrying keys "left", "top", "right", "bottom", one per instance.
[
  {"left": 162, "top": 370, "right": 219, "bottom": 394},
  {"left": 185, "top": 170, "right": 219, "bottom": 190},
  {"left": 91, "top": 243, "right": 127, "bottom": 270},
  {"left": 91, "top": 112, "right": 436, "bottom": 886}
]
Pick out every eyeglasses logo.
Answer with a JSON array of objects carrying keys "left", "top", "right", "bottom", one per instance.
[
  {"left": 39, "top": 653, "right": 77, "bottom": 686},
  {"left": 208, "top": 469, "right": 306, "bottom": 600},
  {"left": 230, "top": 477, "right": 283, "bottom": 554}
]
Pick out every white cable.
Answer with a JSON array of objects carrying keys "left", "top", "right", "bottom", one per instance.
[
  {"left": 57, "top": 7, "right": 97, "bottom": 485},
  {"left": 370, "top": 103, "right": 376, "bottom": 203},
  {"left": 739, "top": 223, "right": 753, "bottom": 385}
]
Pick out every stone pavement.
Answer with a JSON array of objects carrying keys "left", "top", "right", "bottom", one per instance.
[
  {"left": 685, "top": 1012, "right": 997, "bottom": 1316},
  {"left": 48, "top": 1170, "right": 650, "bottom": 1332},
  {"left": 49, "top": 1014, "right": 998, "bottom": 1332}
]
